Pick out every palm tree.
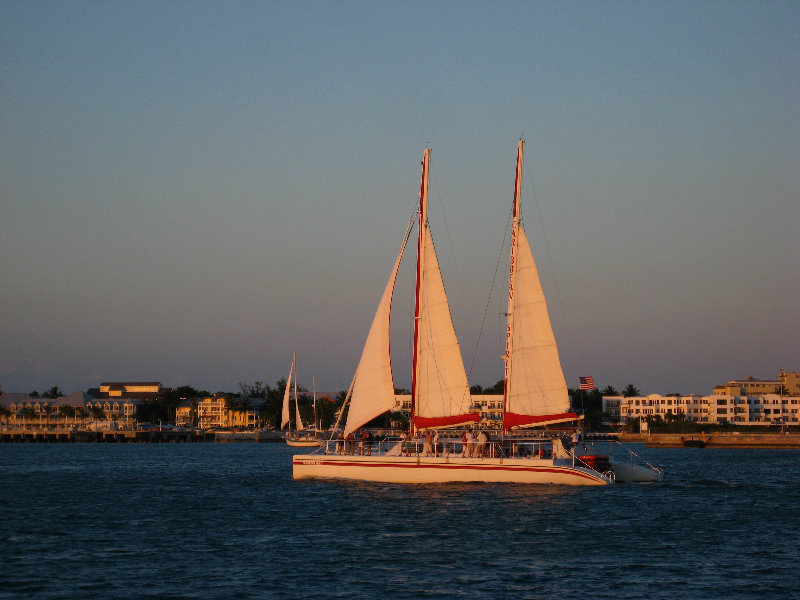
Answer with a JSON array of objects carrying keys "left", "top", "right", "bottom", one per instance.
[
  {"left": 43, "top": 386, "right": 64, "bottom": 399},
  {"left": 601, "top": 385, "right": 619, "bottom": 396},
  {"left": 622, "top": 384, "right": 641, "bottom": 397},
  {"left": 239, "top": 397, "right": 253, "bottom": 428},
  {"left": 90, "top": 405, "right": 105, "bottom": 421},
  {"left": 59, "top": 405, "right": 76, "bottom": 425},
  {"left": 190, "top": 399, "right": 199, "bottom": 427},
  {"left": 19, "top": 406, "right": 37, "bottom": 426},
  {"left": 43, "top": 404, "right": 54, "bottom": 426}
]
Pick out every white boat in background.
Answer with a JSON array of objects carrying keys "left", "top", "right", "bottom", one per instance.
[
  {"left": 293, "top": 141, "right": 661, "bottom": 485},
  {"left": 282, "top": 354, "right": 322, "bottom": 448}
]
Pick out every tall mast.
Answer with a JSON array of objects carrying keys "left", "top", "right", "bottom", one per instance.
[
  {"left": 410, "top": 148, "right": 430, "bottom": 435},
  {"left": 503, "top": 140, "right": 524, "bottom": 430},
  {"left": 312, "top": 376, "right": 317, "bottom": 432}
]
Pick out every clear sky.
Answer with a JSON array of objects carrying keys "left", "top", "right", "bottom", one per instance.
[{"left": 2, "top": 1, "right": 798, "bottom": 397}]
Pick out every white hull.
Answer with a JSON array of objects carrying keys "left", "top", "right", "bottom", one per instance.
[
  {"left": 609, "top": 460, "right": 663, "bottom": 483},
  {"left": 293, "top": 454, "right": 612, "bottom": 486},
  {"left": 286, "top": 436, "right": 323, "bottom": 447}
]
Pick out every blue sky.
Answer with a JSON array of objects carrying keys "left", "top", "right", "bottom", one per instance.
[{"left": 2, "top": 1, "right": 798, "bottom": 397}]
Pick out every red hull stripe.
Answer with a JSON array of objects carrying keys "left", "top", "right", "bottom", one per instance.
[
  {"left": 413, "top": 413, "right": 481, "bottom": 428},
  {"left": 294, "top": 459, "right": 604, "bottom": 482},
  {"left": 504, "top": 412, "right": 578, "bottom": 429}
]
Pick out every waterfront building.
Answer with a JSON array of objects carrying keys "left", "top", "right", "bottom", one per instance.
[
  {"left": 196, "top": 396, "right": 226, "bottom": 429},
  {"left": 175, "top": 395, "right": 260, "bottom": 429},
  {"left": 713, "top": 370, "right": 799, "bottom": 397},
  {"left": 93, "top": 381, "right": 161, "bottom": 401},
  {"left": 1, "top": 392, "right": 98, "bottom": 427},
  {"left": 84, "top": 398, "right": 139, "bottom": 426},
  {"left": 603, "top": 393, "right": 800, "bottom": 427}
]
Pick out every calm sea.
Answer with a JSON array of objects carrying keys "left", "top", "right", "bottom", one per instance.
[{"left": 1, "top": 442, "right": 798, "bottom": 600}]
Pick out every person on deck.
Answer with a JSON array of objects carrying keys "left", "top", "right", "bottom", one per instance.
[
  {"left": 476, "top": 429, "right": 488, "bottom": 458},
  {"left": 361, "top": 429, "right": 372, "bottom": 455},
  {"left": 424, "top": 430, "right": 433, "bottom": 456},
  {"left": 400, "top": 430, "right": 410, "bottom": 456}
]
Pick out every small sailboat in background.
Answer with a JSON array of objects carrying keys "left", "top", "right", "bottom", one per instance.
[{"left": 282, "top": 353, "right": 322, "bottom": 447}]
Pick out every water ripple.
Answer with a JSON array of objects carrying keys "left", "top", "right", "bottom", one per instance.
[{"left": 1, "top": 444, "right": 799, "bottom": 599}]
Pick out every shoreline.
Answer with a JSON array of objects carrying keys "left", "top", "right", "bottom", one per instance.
[
  {"left": 0, "top": 427, "right": 286, "bottom": 443},
  {"left": 620, "top": 432, "right": 800, "bottom": 449}
]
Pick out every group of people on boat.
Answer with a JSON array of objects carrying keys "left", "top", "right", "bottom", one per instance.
[
  {"left": 335, "top": 429, "right": 373, "bottom": 455},
  {"left": 327, "top": 428, "right": 588, "bottom": 461},
  {"left": 460, "top": 428, "right": 493, "bottom": 458},
  {"left": 400, "top": 430, "right": 437, "bottom": 456}
]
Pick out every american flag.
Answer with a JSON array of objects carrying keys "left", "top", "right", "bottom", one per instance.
[{"left": 579, "top": 376, "right": 595, "bottom": 391}]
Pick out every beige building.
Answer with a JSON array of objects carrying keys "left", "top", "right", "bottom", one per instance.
[
  {"left": 713, "top": 370, "right": 799, "bottom": 397},
  {"left": 175, "top": 396, "right": 259, "bottom": 429}
]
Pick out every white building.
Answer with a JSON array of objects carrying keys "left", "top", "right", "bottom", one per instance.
[{"left": 603, "top": 394, "right": 800, "bottom": 426}]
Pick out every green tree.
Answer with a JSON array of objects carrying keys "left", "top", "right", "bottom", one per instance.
[
  {"left": 601, "top": 385, "right": 619, "bottom": 396},
  {"left": 569, "top": 388, "right": 604, "bottom": 430},
  {"left": 59, "top": 405, "right": 76, "bottom": 423},
  {"left": 42, "top": 386, "right": 64, "bottom": 399},
  {"left": 43, "top": 404, "right": 54, "bottom": 425},
  {"left": 19, "top": 406, "right": 37, "bottom": 424},
  {"left": 137, "top": 386, "right": 207, "bottom": 424},
  {"left": 622, "top": 384, "right": 641, "bottom": 397}
]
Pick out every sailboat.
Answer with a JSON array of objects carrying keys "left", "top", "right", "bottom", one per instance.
[
  {"left": 293, "top": 142, "right": 659, "bottom": 484},
  {"left": 282, "top": 353, "right": 322, "bottom": 447}
]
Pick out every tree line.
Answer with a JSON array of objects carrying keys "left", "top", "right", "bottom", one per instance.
[{"left": 14, "top": 379, "right": 648, "bottom": 431}]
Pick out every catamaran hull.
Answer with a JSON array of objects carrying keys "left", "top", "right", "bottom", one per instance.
[
  {"left": 609, "top": 460, "right": 663, "bottom": 483},
  {"left": 293, "top": 455, "right": 612, "bottom": 486}
]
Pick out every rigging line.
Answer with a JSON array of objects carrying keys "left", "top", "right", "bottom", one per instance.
[
  {"left": 465, "top": 203, "right": 513, "bottom": 387},
  {"left": 523, "top": 161, "right": 576, "bottom": 358},
  {"left": 428, "top": 162, "right": 469, "bottom": 308}
]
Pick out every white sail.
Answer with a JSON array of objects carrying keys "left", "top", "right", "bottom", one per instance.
[
  {"left": 294, "top": 361, "right": 304, "bottom": 431},
  {"left": 413, "top": 225, "right": 473, "bottom": 427},
  {"left": 504, "top": 140, "right": 573, "bottom": 428},
  {"left": 505, "top": 225, "right": 570, "bottom": 420},
  {"left": 281, "top": 355, "right": 294, "bottom": 430},
  {"left": 343, "top": 219, "right": 413, "bottom": 435}
]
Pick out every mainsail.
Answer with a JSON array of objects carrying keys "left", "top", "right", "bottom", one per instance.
[
  {"left": 503, "top": 140, "right": 576, "bottom": 428},
  {"left": 412, "top": 149, "right": 478, "bottom": 430},
  {"left": 294, "top": 360, "right": 304, "bottom": 431},
  {"left": 281, "top": 354, "right": 295, "bottom": 430}
]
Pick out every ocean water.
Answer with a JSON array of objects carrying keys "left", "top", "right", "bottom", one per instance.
[{"left": 1, "top": 443, "right": 798, "bottom": 600}]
